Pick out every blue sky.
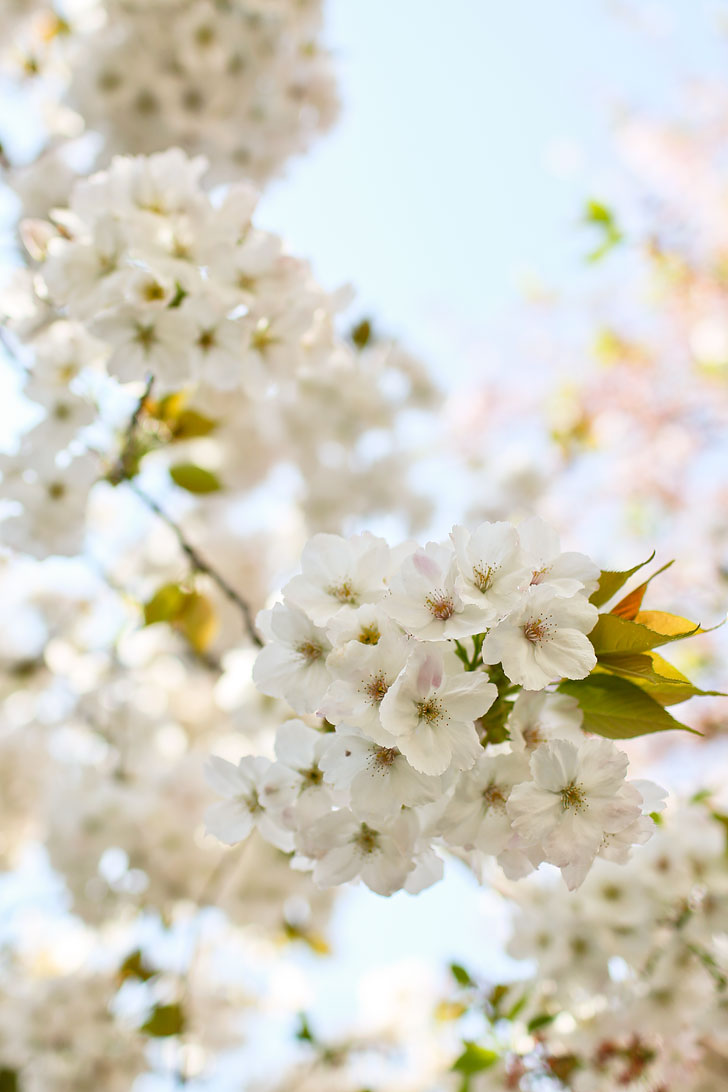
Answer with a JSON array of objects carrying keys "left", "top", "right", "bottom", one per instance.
[{"left": 260, "top": 0, "right": 728, "bottom": 382}]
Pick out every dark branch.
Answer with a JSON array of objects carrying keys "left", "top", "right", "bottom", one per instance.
[{"left": 128, "top": 480, "right": 264, "bottom": 648}]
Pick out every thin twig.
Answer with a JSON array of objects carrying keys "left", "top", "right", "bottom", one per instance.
[{"left": 128, "top": 480, "right": 263, "bottom": 647}]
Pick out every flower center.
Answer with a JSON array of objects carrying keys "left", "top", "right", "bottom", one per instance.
[
  {"left": 301, "top": 764, "right": 323, "bottom": 787},
  {"left": 473, "top": 564, "right": 496, "bottom": 593},
  {"left": 364, "top": 673, "right": 389, "bottom": 704},
  {"left": 296, "top": 640, "right": 323, "bottom": 663},
  {"left": 425, "top": 592, "right": 455, "bottom": 621},
  {"left": 326, "top": 580, "right": 358, "bottom": 605},
  {"left": 416, "top": 697, "right": 443, "bottom": 725},
  {"left": 482, "top": 783, "right": 507, "bottom": 812},
  {"left": 521, "top": 724, "right": 543, "bottom": 749},
  {"left": 373, "top": 747, "right": 398, "bottom": 769},
  {"left": 353, "top": 823, "right": 380, "bottom": 854},
  {"left": 523, "top": 618, "right": 548, "bottom": 644},
  {"left": 357, "top": 622, "right": 380, "bottom": 645},
  {"left": 560, "top": 781, "right": 586, "bottom": 811}
]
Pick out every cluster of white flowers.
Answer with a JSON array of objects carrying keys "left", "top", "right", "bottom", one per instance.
[
  {"left": 207, "top": 520, "right": 661, "bottom": 895},
  {"left": 1, "top": 0, "right": 337, "bottom": 197},
  {"left": 452, "top": 800, "right": 728, "bottom": 1091},
  {"left": 0, "top": 148, "right": 435, "bottom": 557}
]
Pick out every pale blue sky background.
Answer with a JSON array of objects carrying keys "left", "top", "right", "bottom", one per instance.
[{"left": 260, "top": 0, "right": 728, "bottom": 383}]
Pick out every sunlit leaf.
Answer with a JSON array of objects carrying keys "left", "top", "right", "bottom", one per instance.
[
  {"left": 117, "top": 948, "right": 156, "bottom": 984},
  {"left": 590, "top": 612, "right": 698, "bottom": 656},
  {"left": 589, "top": 552, "right": 655, "bottom": 608},
  {"left": 169, "top": 463, "right": 222, "bottom": 494},
  {"left": 140, "top": 1002, "right": 185, "bottom": 1038},
  {"left": 177, "top": 591, "right": 217, "bottom": 654},
  {"left": 559, "top": 675, "right": 697, "bottom": 738},
  {"left": 452, "top": 1042, "right": 499, "bottom": 1075},
  {"left": 143, "top": 583, "right": 185, "bottom": 626},
  {"left": 610, "top": 561, "right": 674, "bottom": 620},
  {"left": 597, "top": 650, "right": 723, "bottom": 706}
]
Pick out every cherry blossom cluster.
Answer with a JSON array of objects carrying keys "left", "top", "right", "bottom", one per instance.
[
  {"left": 446, "top": 799, "right": 728, "bottom": 1091},
  {"left": 207, "top": 520, "right": 661, "bottom": 895},
  {"left": 1, "top": 0, "right": 337, "bottom": 196},
  {"left": 0, "top": 148, "right": 435, "bottom": 557}
]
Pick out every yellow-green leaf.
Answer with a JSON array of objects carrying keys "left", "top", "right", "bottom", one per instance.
[
  {"left": 589, "top": 552, "right": 655, "bottom": 608},
  {"left": 169, "top": 463, "right": 222, "bottom": 494},
  {"left": 452, "top": 1042, "right": 499, "bottom": 1075},
  {"left": 633, "top": 611, "right": 703, "bottom": 642},
  {"left": 118, "top": 949, "right": 156, "bottom": 984},
  {"left": 143, "top": 583, "right": 185, "bottom": 625},
  {"left": 140, "top": 1002, "right": 185, "bottom": 1038},
  {"left": 610, "top": 561, "right": 674, "bottom": 620},
  {"left": 597, "top": 651, "right": 723, "bottom": 706},
  {"left": 558, "top": 675, "right": 697, "bottom": 738},
  {"left": 176, "top": 591, "right": 217, "bottom": 654},
  {"left": 171, "top": 408, "right": 217, "bottom": 440},
  {"left": 590, "top": 612, "right": 699, "bottom": 657}
]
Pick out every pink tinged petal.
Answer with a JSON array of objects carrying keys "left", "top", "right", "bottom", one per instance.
[
  {"left": 411, "top": 548, "right": 444, "bottom": 583},
  {"left": 416, "top": 652, "right": 443, "bottom": 695}
]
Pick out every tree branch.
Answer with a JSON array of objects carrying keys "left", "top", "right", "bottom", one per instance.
[{"left": 128, "top": 480, "right": 263, "bottom": 648}]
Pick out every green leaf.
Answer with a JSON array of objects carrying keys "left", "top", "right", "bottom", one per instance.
[
  {"left": 140, "top": 1002, "right": 185, "bottom": 1038},
  {"left": 350, "top": 318, "right": 373, "bottom": 349},
  {"left": 143, "top": 583, "right": 185, "bottom": 625},
  {"left": 171, "top": 409, "right": 217, "bottom": 440},
  {"left": 177, "top": 591, "right": 217, "bottom": 654},
  {"left": 597, "top": 650, "right": 723, "bottom": 706},
  {"left": 118, "top": 949, "right": 156, "bottom": 984},
  {"left": 558, "top": 675, "right": 698, "bottom": 739},
  {"left": 589, "top": 612, "right": 699, "bottom": 657},
  {"left": 527, "top": 1012, "right": 558, "bottom": 1033},
  {"left": 633, "top": 610, "right": 706, "bottom": 643},
  {"left": 450, "top": 962, "right": 475, "bottom": 988},
  {"left": 589, "top": 552, "right": 655, "bottom": 608},
  {"left": 452, "top": 1042, "right": 499, "bottom": 1075},
  {"left": 0, "top": 1070, "right": 18, "bottom": 1092},
  {"left": 610, "top": 561, "right": 674, "bottom": 620},
  {"left": 169, "top": 463, "right": 222, "bottom": 494},
  {"left": 296, "top": 1014, "right": 315, "bottom": 1043},
  {"left": 583, "top": 199, "right": 623, "bottom": 262}
]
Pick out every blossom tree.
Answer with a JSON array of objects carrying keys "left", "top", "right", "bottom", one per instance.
[{"left": 0, "top": 4, "right": 725, "bottom": 1091}]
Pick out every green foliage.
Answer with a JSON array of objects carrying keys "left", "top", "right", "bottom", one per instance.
[
  {"left": 117, "top": 948, "right": 156, "bottom": 984},
  {"left": 140, "top": 1002, "right": 185, "bottom": 1038},
  {"left": 527, "top": 1011, "right": 558, "bottom": 1034},
  {"left": 452, "top": 1042, "right": 499, "bottom": 1077},
  {"left": 583, "top": 198, "right": 623, "bottom": 262},
  {"left": 589, "top": 552, "right": 655, "bottom": 608},
  {"left": 350, "top": 318, "right": 373, "bottom": 349},
  {"left": 143, "top": 583, "right": 217, "bottom": 654},
  {"left": 589, "top": 612, "right": 699, "bottom": 656},
  {"left": 559, "top": 675, "right": 696, "bottom": 738},
  {"left": 0, "top": 1070, "right": 18, "bottom": 1092},
  {"left": 169, "top": 463, "right": 222, "bottom": 494},
  {"left": 577, "top": 556, "right": 722, "bottom": 735},
  {"left": 450, "top": 962, "right": 475, "bottom": 988}
]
